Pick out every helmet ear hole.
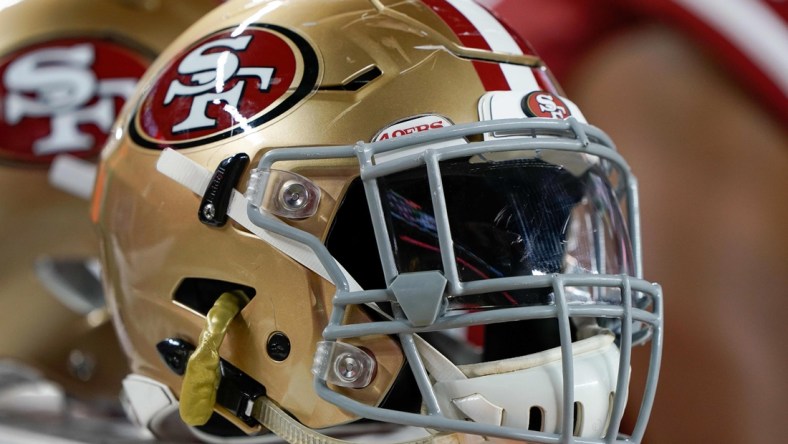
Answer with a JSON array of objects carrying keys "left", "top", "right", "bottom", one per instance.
[{"left": 173, "top": 278, "right": 256, "bottom": 315}]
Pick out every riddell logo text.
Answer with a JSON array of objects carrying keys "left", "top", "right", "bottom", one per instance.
[{"left": 377, "top": 120, "right": 445, "bottom": 140}]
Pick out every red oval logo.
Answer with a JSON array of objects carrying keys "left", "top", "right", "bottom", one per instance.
[
  {"left": 131, "top": 24, "right": 318, "bottom": 149},
  {"left": 522, "top": 91, "right": 572, "bottom": 119},
  {"left": 0, "top": 38, "right": 149, "bottom": 164}
]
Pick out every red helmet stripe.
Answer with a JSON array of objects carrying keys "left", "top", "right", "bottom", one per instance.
[{"left": 420, "top": 0, "right": 510, "bottom": 91}]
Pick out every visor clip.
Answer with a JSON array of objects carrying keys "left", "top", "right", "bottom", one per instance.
[
  {"left": 199, "top": 153, "right": 250, "bottom": 227},
  {"left": 390, "top": 271, "right": 448, "bottom": 327}
]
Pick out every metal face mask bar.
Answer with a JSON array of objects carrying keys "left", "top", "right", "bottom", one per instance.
[{"left": 239, "top": 117, "right": 663, "bottom": 443}]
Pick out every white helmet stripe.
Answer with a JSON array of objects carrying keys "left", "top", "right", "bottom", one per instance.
[{"left": 442, "top": 0, "right": 539, "bottom": 91}]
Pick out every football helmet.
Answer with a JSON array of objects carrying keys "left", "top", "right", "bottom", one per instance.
[
  {"left": 0, "top": 0, "right": 220, "bottom": 403},
  {"left": 94, "top": 0, "right": 663, "bottom": 442}
]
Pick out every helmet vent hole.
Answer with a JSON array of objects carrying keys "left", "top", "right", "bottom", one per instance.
[
  {"left": 573, "top": 401, "right": 584, "bottom": 436},
  {"left": 173, "top": 278, "right": 256, "bottom": 316},
  {"left": 528, "top": 406, "right": 544, "bottom": 431},
  {"left": 602, "top": 391, "right": 615, "bottom": 436},
  {"left": 318, "top": 66, "right": 382, "bottom": 91}
]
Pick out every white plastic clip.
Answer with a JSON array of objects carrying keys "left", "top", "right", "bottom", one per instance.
[{"left": 245, "top": 168, "right": 320, "bottom": 219}]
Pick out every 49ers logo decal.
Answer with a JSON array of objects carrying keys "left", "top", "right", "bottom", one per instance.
[
  {"left": 131, "top": 24, "right": 318, "bottom": 149},
  {"left": 0, "top": 38, "right": 148, "bottom": 163}
]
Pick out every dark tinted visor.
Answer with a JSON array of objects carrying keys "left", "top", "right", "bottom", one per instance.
[{"left": 377, "top": 153, "right": 633, "bottom": 309}]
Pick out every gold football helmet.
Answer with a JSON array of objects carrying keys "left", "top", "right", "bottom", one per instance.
[
  {"left": 0, "top": 0, "right": 220, "bottom": 403},
  {"left": 94, "top": 0, "right": 663, "bottom": 442}
]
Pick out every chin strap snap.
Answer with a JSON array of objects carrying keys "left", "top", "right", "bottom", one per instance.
[{"left": 180, "top": 290, "right": 249, "bottom": 426}]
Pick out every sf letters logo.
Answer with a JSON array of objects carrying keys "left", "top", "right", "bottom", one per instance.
[
  {"left": 134, "top": 25, "right": 317, "bottom": 149},
  {"left": 533, "top": 93, "right": 568, "bottom": 119},
  {"left": 164, "top": 35, "right": 275, "bottom": 133},
  {"left": 2, "top": 44, "right": 136, "bottom": 156}
]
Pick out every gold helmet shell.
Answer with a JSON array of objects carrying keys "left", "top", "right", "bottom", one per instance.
[{"left": 95, "top": 0, "right": 663, "bottom": 441}]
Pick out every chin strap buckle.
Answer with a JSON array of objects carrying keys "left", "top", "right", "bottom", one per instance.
[{"left": 215, "top": 360, "right": 264, "bottom": 426}]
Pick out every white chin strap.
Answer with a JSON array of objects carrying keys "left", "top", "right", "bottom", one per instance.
[
  {"left": 122, "top": 374, "right": 476, "bottom": 444},
  {"left": 415, "top": 333, "right": 622, "bottom": 438}
]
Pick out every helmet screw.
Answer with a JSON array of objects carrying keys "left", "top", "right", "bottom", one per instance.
[
  {"left": 68, "top": 349, "right": 96, "bottom": 382},
  {"left": 202, "top": 203, "right": 216, "bottom": 221},
  {"left": 280, "top": 181, "right": 308, "bottom": 210},
  {"left": 334, "top": 353, "right": 361, "bottom": 382},
  {"left": 267, "top": 332, "right": 290, "bottom": 361}
]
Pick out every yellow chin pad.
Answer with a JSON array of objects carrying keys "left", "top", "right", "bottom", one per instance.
[{"left": 179, "top": 290, "right": 249, "bottom": 426}]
